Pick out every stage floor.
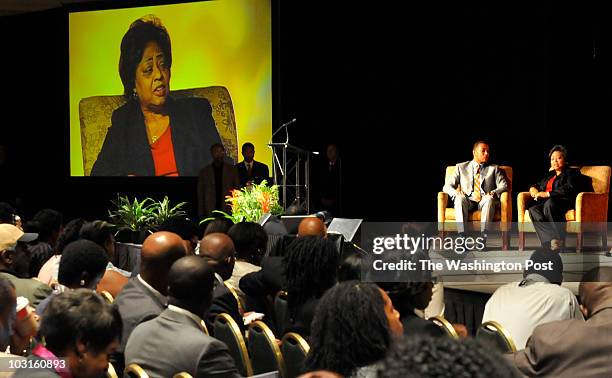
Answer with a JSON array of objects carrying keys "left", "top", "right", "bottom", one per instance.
[{"left": 431, "top": 232, "right": 612, "bottom": 295}]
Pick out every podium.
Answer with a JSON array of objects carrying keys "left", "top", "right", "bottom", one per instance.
[{"left": 268, "top": 142, "right": 315, "bottom": 212}]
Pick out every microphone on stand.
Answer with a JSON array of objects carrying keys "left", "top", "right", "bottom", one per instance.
[{"left": 271, "top": 118, "right": 297, "bottom": 139}]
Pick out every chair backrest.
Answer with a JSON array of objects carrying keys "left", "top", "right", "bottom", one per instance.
[
  {"left": 124, "top": 363, "right": 150, "bottom": 378},
  {"left": 580, "top": 166, "right": 611, "bottom": 194},
  {"left": 172, "top": 373, "right": 193, "bottom": 378},
  {"left": 99, "top": 290, "right": 114, "bottom": 303},
  {"left": 213, "top": 313, "right": 253, "bottom": 377},
  {"left": 445, "top": 165, "right": 513, "bottom": 192},
  {"left": 476, "top": 320, "right": 517, "bottom": 353},
  {"left": 274, "top": 291, "right": 289, "bottom": 336},
  {"left": 429, "top": 315, "right": 460, "bottom": 339},
  {"left": 224, "top": 282, "right": 245, "bottom": 316},
  {"left": 78, "top": 86, "right": 238, "bottom": 176},
  {"left": 248, "top": 320, "right": 286, "bottom": 377},
  {"left": 107, "top": 362, "right": 119, "bottom": 378},
  {"left": 281, "top": 332, "right": 310, "bottom": 378}
]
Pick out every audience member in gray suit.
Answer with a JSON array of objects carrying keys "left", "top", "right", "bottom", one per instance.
[
  {"left": 125, "top": 256, "right": 240, "bottom": 378},
  {"left": 113, "top": 232, "right": 187, "bottom": 371},
  {"left": 442, "top": 141, "right": 508, "bottom": 234}
]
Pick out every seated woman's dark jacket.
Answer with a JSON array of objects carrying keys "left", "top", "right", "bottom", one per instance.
[
  {"left": 91, "top": 97, "right": 222, "bottom": 176},
  {"left": 532, "top": 168, "right": 588, "bottom": 207}
]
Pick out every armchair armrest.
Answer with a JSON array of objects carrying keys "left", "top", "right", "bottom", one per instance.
[
  {"left": 517, "top": 192, "right": 532, "bottom": 222},
  {"left": 500, "top": 191, "right": 512, "bottom": 223},
  {"left": 438, "top": 192, "right": 449, "bottom": 222},
  {"left": 576, "top": 192, "right": 609, "bottom": 222}
]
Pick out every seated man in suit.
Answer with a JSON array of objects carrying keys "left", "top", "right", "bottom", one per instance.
[
  {"left": 126, "top": 256, "right": 239, "bottom": 377},
  {"left": 511, "top": 266, "right": 612, "bottom": 377},
  {"left": 199, "top": 233, "right": 243, "bottom": 334},
  {"left": 482, "top": 248, "right": 583, "bottom": 350},
  {"left": 0, "top": 224, "right": 51, "bottom": 307},
  {"left": 443, "top": 141, "right": 508, "bottom": 236},
  {"left": 114, "top": 231, "right": 187, "bottom": 371},
  {"left": 236, "top": 142, "right": 269, "bottom": 187}
]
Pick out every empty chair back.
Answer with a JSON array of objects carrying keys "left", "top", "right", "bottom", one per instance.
[
  {"left": 213, "top": 313, "right": 253, "bottom": 377},
  {"left": 476, "top": 320, "right": 517, "bottom": 353},
  {"left": 281, "top": 332, "right": 310, "bottom": 378},
  {"left": 248, "top": 320, "right": 286, "bottom": 376},
  {"left": 124, "top": 363, "right": 150, "bottom": 378},
  {"left": 172, "top": 373, "right": 193, "bottom": 378},
  {"left": 274, "top": 291, "right": 289, "bottom": 335}
]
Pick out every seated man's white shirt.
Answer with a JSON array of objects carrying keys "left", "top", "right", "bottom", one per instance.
[{"left": 482, "top": 280, "right": 583, "bottom": 350}]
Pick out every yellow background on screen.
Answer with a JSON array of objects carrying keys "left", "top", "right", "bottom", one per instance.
[{"left": 69, "top": 0, "right": 272, "bottom": 176}]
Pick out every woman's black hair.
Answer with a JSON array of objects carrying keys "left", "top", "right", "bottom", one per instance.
[
  {"left": 377, "top": 335, "right": 519, "bottom": 378},
  {"left": 283, "top": 236, "right": 339, "bottom": 309},
  {"left": 118, "top": 15, "right": 172, "bottom": 98},
  {"left": 548, "top": 145, "right": 568, "bottom": 161},
  {"left": 227, "top": 222, "right": 267, "bottom": 264},
  {"left": 40, "top": 289, "right": 122, "bottom": 355},
  {"left": 337, "top": 253, "right": 364, "bottom": 282},
  {"left": 79, "top": 220, "right": 114, "bottom": 249},
  {"left": 58, "top": 240, "right": 108, "bottom": 288},
  {"left": 55, "top": 218, "right": 86, "bottom": 254},
  {"left": 305, "top": 281, "right": 392, "bottom": 377}
]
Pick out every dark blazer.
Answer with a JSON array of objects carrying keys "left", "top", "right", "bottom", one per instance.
[
  {"left": 401, "top": 312, "right": 446, "bottom": 338},
  {"left": 114, "top": 277, "right": 166, "bottom": 353},
  {"left": 206, "top": 279, "right": 244, "bottom": 335},
  {"left": 283, "top": 296, "right": 320, "bottom": 338},
  {"left": 511, "top": 304, "right": 612, "bottom": 377},
  {"left": 91, "top": 97, "right": 222, "bottom": 176},
  {"left": 239, "top": 256, "right": 285, "bottom": 299},
  {"left": 236, "top": 160, "right": 270, "bottom": 187},
  {"left": 125, "top": 308, "right": 240, "bottom": 378},
  {"left": 531, "top": 167, "right": 586, "bottom": 203}
]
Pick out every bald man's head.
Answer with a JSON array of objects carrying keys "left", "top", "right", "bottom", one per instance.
[
  {"left": 298, "top": 217, "right": 327, "bottom": 238},
  {"left": 140, "top": 231, "right": 188, "bottom": 294},
  {"left": 199, "top": 233, "right": 236, "bottom": 280},
  {"left": 167, "top": 256, "right": 215, "bottom": 315},
  {"left": 579, "top": 266, "right": 612, "bottom": 318}
]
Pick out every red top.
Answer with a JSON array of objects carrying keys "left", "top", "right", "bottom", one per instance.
[
  {"left": 150, "top": 127, "right": 179, "bottom": 177},
  {"left": 545, "top": 175, "right": 556, "bottom": 192}
]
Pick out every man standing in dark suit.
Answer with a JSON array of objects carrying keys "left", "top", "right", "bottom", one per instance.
[
  {"left": 198, "top": 143, "right": 240, "bottom": 217},
  {"left": 235, "top": 142, "right": 269, "bottom": 188},
  {"left": 114, "top": 232, "right": 187, "bottom": 371},
  {"left": 125, "top": 256, "right": 239, "bottom": 378},
  {"left": 511, "top": 266, "right": 612, "bottom": 377}
]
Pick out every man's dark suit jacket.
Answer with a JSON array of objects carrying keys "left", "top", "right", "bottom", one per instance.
[
  {"left": 125, "top": 308, "right": 240, "bottom": 378},
  {"left": 197, "top": 163, "right": 240, "bottom": 217},
  {"left": 114, "top": 278, "right": 166, "bottom": 353},
  {"left": 401, "top": 312, "right": 445, "bottom": 338},
  {"left": 239, "top": 256, "right": 285, "bottom": 300},
  {"left": 206, "top": 279, "right": 244, "bottom": 335},
  {"left": 91, "top": 97, "right": 222, "bottom": 176},
  {"left": 511, "top": 304, "right": 612, "bottom": 377},
  {"left": 235, "top": 160, "right": 270, "bottom": 187}
]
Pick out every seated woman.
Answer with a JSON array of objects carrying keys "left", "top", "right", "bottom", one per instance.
[
  {"left": 13, "top": 290, "right": 122, "bottom": 378},
  {"left": 91, "top": 15, "right": 222, "bottom": 176},
  {"left": 304, "top": 281, "right": 403, "bottom": 377},
  {"left": 527, "top": 145, "right": 583, "bottom": 251}
]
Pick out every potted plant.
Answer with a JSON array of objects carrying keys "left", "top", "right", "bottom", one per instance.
[
  {"left": 150, "top": 196, "right": 188, "bottom": 228},
  {"left": 108, "top": 195, "right": 157, "bottom": 243}
]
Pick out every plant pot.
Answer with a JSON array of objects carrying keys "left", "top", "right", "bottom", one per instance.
[{"left": 115, "top": 229, "right": 149, "bottom": 244}]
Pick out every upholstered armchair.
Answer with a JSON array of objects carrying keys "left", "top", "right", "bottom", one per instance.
[
  {"left": 438, "top": 166, "right": 512, "bottom": 250},
  {"left": 517, "top": 166, "right": 611, "bottom": 252},
  {"left": 78, "top": 86, "right": 238, "bottom": 176}
]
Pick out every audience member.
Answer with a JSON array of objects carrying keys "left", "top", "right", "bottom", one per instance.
[
  {"left": 482, "top": 248, "right": 582, "bottom": 350},
  {"left": 79, "top": 220, "right": 129, "bottom": 297},
  {"left": 282, "top": 236, "right": 339, "bottom": 337},
  {"left": 297, "top": 217, "right": 327, "bottom": 238},
  {"left": 235, "top": 142, "right": 270, "bottom": 187},
  {"left": 226, "top": 222, "right": 266, "bottom": 300},
  {"left": 199, "top": 233, "right": 243, "bottom": 334},
  {"left": 26, "top": 209, "right": 63, "bottom": 278},
  {"left": 36, "top": 240, "right": 108, "bottom": 316},
  {"left": 203, "top": 217, "right": 233, "bottom": 236},
  {"left": 125, "top": 256, "right": 240, "bottom": 377},
  {"left": 0, "top": 203, "right": 16, "bottom": 225},
  {"left": 317, "top": 143, "right": 342, "bottom": 216},
  {"left": 157, "top": 216, "right": 201, "bottom": 254},
  {"left": 37, "top": 218, "right": 86, "bottom": 286},
  {"left": 13, "top": 290, "right": 122, "bottom": 378},
  {"left": 113, "top": 232, "right": 187, "bottom": 369},
  {"left": 197, "top": 143, "right": 240, "bottom": 217},
  {"left": 377, "top": 336, "right": 519, "bottom": 378},
  {"left": 511, "top": 266, "right": 612, "bottom": 377},
  {"left": 337, "top": 253, "right": 364, "bottom": 282},
  {"left": 304, "top": 281, "right": 402, "bottom": 377},
  {"left": 0, "top": 224, "right": 51, "bottom": 307}
]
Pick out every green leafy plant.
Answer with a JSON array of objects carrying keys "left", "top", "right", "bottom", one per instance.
[
  {"left": 152, "top": 196, "right": 188, "bottom": 226},
  {"left": 108, "top": 195, "right": 157, "bottom": 232},
  {"left": 202, "top": 180, "right": 283, "bottom": 224}
]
